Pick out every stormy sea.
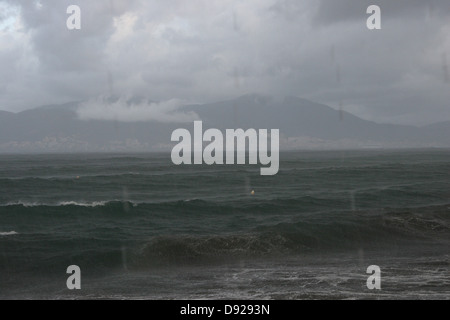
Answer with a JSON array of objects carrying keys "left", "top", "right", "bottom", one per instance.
[{"left": 0, "top": 150, "right": 449, "bottom": 299}]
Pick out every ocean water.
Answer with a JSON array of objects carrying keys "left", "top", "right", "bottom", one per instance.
[{"left": 0, "top": 150, "right": 449, "bottom": 299}]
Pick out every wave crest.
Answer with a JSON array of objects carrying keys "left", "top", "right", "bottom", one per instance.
[{"left": 0, "top": 231, "right": 18, "bottom": 236}]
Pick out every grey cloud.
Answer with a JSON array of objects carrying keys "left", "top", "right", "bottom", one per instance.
[
  {"left": 313, "top": 0, "right": 450, "bottom": 26},
  {"left": 0, "top": 0, "right": 449, "bottom": 125},
  {"left": 77, "top": 96, "right": 199, "bottom": 123}
]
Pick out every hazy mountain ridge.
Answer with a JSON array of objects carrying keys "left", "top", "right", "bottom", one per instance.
[{"left": 0, "top": 94, "right": 448, "bottom": 153}]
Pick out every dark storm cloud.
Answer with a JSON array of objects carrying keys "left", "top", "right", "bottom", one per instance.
[
  {"left": 308, "top": 0, "right": 450, "bottom": 124},
  {"left": 0, "top": 0, "right": 449, "bottom": 125}
]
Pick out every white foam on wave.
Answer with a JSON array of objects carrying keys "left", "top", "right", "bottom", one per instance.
[
  {"left": 2, "top": 201, "right": 40, "bottom": 207},
  {"left": 1, "top": 201, "right": 108, "bottom": 207},
  {"left": 1, "top": 200, "right": 144, "bottom": 208},
  {"left": 58, "top": 201, "right": 108, "bottom": 207},
  {"left": 0, "top": 231, "right": 18, "bottom": 236}
]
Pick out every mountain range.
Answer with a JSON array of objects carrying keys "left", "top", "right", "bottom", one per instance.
[{"left": 0, "top": 94, "right": 448, "bottom": 152}]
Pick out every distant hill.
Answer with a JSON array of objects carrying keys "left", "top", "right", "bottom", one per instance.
[
  {"left": 420, "top": 121, "right": 450, "bottom": 143},
  {"left": 188, "top": 95, "right": 420, "bottom": 140},
  {"left": 0, "top": 94, "right": 448, "bottom": 152}
]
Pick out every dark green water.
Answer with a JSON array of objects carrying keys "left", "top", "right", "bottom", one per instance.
[{"left": 0, "top": 150, "right": 449, "bottom": 299}]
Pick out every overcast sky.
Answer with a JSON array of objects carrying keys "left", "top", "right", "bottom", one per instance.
[{"left": 0, "top": 0, "right": 449, "bottom": 125}]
